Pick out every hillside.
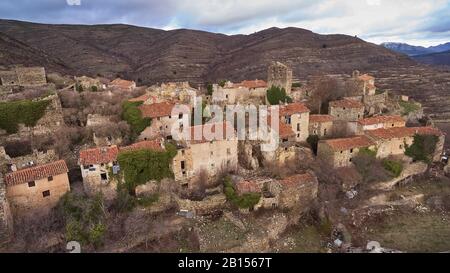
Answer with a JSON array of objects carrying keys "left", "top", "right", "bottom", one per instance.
[
  {"left": 0, "top": 19, "right": 413, "bottom": 85},
  {"left": 413, "top": 50, "right": 450, "bottom": 67}
]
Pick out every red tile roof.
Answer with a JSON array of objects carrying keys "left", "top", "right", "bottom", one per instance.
[
  {"left": 79, "top": 145, "right": 119, "bottom": 166},
  {"left": 139, "top": 102, "right": 176, "bottom": 119},
  {"left": 188, "top": 122, "right": 235, "bottom": 144},
  {"left": 235, "top": 180, "right": 261, "bottom": 195},
  {"left": 310, "top": 115, "right": 334, "bottom": 123},
  {"left": 4, "top": 160, "right": 68, "bottom": 187},
  {"left": 279, "top": 173, "right": 317, "bottom": 189},
  {"left": 120, "top": 140, "right": 164, "bottom": 153},
  {"left": 266, "top": 116, "right": 296, "bottom": 139},
  {"left": 128, "top": 94, "right": 150, "bottom": 102},
  {"left": 330, "top": 99, "right": 364, "bottom": 109},
  {"left": 365, "top": 127, "right": 443, "bottom": 140},
  {"left": 280, "top": 103, "right": 310, "bottom": 116},
  {"left": 358, "top": 115, "right": 405, "bottom": 126},
  {"left": 233, "top": 80, "right": 267, "bottom": 89},
  {"left": 322, "top": 135, "right": 375, "bottom": 151}
]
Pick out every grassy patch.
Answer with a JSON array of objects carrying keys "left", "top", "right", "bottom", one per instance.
[
  {"left": 223, "top": 177, "right": 261, "bottom": 209},
  {"left": 382, "top": 159, "right": 403, "bottom": 177}
]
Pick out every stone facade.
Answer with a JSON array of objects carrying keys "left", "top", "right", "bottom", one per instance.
[
  {"left": 352, "top": 115, "right": 406, "bottom": 135},
  {"left": 317, "top": 136, "right": 376, "bottom": 168},
  {"left": 278, "top": 173, "right": 318, "bottom": 211},
  {"left": 212, "top": 80, "right": 267, "bottom": 105},
  {"left": 365, "top": 127, "right": 445, "bottom": 161},
  {"left": 309, "top": 115, "right": 334, "bottom": 138},
  {"left": 4, "top": 160, "right": 70, "bottom": 219},
  {"left": 0, "top": 174, "right": 13, "bottom": 246},
  {"left": 329, "top": 99, "right": 365, "bottom": 122},
  {"left": 280, "top": 103, "right": 310, "bottom": 143},
  {"left": 75, "top": 76, "right": 106, "bottom": 91},
  {"left": 138, "top": 102, "right": 187, "bottom": 140},
  {"left": 172, "top": 123, "right": 238, "bottom": 186},
  {"left": 0, "top": 67, "right": 46, "bottom": 87},
  {"left": 267, "top": 62, "right": 293, "bottom": 94}
]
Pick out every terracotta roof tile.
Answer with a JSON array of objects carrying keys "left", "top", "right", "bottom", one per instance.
[
  {"left": 330, "top": 99, "right": 364, "bottom": 109},
  {"left": 233, "top": 80, "right": 267, "bottom": 89},
  {"left": 120, "top": 140, "right": 164, "bottom": 153},
  {"left": 266, "top": 116, "right": 295, "bottom": 139},
  {"left": 322, "top": 135, "right": 375, "bottom": 151},
  {"left": 279, "top": 173, "right": 317, "bottom": 189},
  {"left": 280, "top": 103, "right": 310, "bottom": 116},
  {"left": 366, "top": 127, "right": 443, "bottom": 140},
  {"left": 310, "top": 115, "right": 334, "bottom": 123},
  {"left": 4, "top": 160, "right": 68, "bottom": 187},
  {"left": 358, "top": 115, "right": 405, "bottom": 126},
  {"left": 79, "top": 146, "right": 119, "bottom": 166},
  {"left": 139, "top": 102, "right": 176, "bottom": 118},
  {"left": 235, "top": 180, "right": 261, "bottom": 195}
]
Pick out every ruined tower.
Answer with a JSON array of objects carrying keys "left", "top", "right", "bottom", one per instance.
[
  {"left": 267, "top": 62, "right": 293, "bottom": 94},
  {"left": 0, "top": 174, "right": 13, "bottom": 246}
]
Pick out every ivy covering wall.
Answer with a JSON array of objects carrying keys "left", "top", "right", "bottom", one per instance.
[
  {"left": 121, "top": 101, "right": 151, "bottom": 137},
  {"left": 0, "top": 99, "right": 50, "bottom": 134}
]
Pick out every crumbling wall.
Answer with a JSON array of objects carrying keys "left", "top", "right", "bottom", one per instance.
[
  {"left": 0, "top": 175, "right": 13, "bottom": 246},
  {"left": 0, "top": 67, "right": 46, "bottom": 87},
  {"left": 267, "top": 62, "right": 293, "bottom": 94},
  {"left": 176, "top": 194, "right": 227, "bottom": 215}
]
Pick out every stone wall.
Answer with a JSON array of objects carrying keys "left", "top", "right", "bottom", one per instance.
[
  {"left": 363, "top": 92, "right": 387, "bottom": 115},
  {"left": 0, "top": 147, "right": 58, "bottom": 173},
  {"left": 267, "top": 62, "right": 293, "bottom": 94},
  {"left": 329, "top": 106, "right": 364, "bottom": 122},
  {"left": 80, "top": 162, "right": 118, "bottom": 200},
  {"left": 0, "top": 67, "right": 46, "bottom": 87},
  {"left": 279, "top": 173, "right": 319, "bottom": 211},
  {"left": 6, "top": 173, "right": 70, "bottom": 219},
  {"left": 0, "top": 175, "right": 13, "bottom": 246},
  {"left": 176, "top": 194, "right": 227, "bottom": 215}
]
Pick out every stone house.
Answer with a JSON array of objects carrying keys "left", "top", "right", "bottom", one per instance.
[
  {"left": 351, "top": 115, "right": 405, "bottom": 135},
  {"left": 365, "top": 126, "right": 445, "bottom": 161},
  {"left": 317, "top": 135, "right": 376, "bottom": 168},
  {"left": 79, "top": 145, "right": 120, "bottom": 199},
  {"left": 280, "top": 103, "right": 310, "bottom": 142},
  {"left": 78, "top": 140, "right": 165, "bottom": 198},
  {"left": 0, "top": 146, "right": 58, "bottom": 173},
  {"left": 353, "top": 71, "right": 376, "bottom": 96},
  {"left": 309, "top": 115, "right": 334, "bottom": 138},
  {"left": 0, "top": 174, "right": 13, "bottom": 245},
  {"left": 109, "top": 78, "right": 136, "bottom": 91},
  {"left": 0, "top": 67, "right": 47, "bottom": 87},
  {"left": 329, "top": 99, "right": 365, "bottom": 122},
  {"left": 212, "top": 80, "right": 267, "bottom": 105},
  {"left": 4, "top": 160, "right": 70, "bottom": 219},
  {"left": 138, "top": 101, "right": 188, "bottom": 140},
  {"left": 172, "top": 122, "right": 238, "bottom": 187},
  {"left": 267, "top": 62, "right": 293, "bottom": 94}
]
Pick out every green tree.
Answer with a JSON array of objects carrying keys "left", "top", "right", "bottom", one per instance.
[
  {"left": 266, "top": 85, "right": 292, "bottom": 105},
  {"left": 405, "top": 134, "right": 439, "bottom": 163},
  {"left": 206, "top": 83, "right": 213, "bottom": 96},
  {"left": 218, "top": 80, "right": 227, "bottom": 87},
  {"left": 0, "top": 99, "right": 50, "bottom": 134},
  {"left": 307, "top": 135, "right": 320, "bottom": 155},
  {"left": 121, "top": 101, "right": 151, "bottom": 138},
  {"left": 91, "top": 86, "right": 98, "bottom": 92}
]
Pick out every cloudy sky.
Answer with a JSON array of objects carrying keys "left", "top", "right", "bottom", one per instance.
[{"left": 0, "top": 0, "right": 449, "bottom": 46}]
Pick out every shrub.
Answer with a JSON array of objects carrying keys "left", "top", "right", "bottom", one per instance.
[
  {"left": 218, "top": 80, "right": 227, "bottom": 88},
  {"left": 91, "top": 86, "right": 98, "bottom": 92},
  {"left": 382, "top": 159, "right": 403, "bottom": 177},
  {"left": 206, "top": 83, "right": 213, "bottom": 96},
  {"left": 292, "top": 82, "right": 302, "bottom": 88},
  {"left": 307, "top": 135, "right": 320, "bottom": 155},
  {"left": 223, "top": 177, "right": 261, "bottom": 209},
  {"left": 405, "top": 134, "right": 439, "bottom": 163},
  {"left": 353, "top": 150, "right": 390, "bottom": 183},
  {"left": 0, "top": 99, "right": 50, "bottom": 134},
  {"left": 266, "top": 85, "right": 292, "bottom": 105},
  {"left": 121, "top": 101, "right": 151, "bottom": 138},
  {"left": 58, "top": 193, "right": 106, "bottom": 248}
]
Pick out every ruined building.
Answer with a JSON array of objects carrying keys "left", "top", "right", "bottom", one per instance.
[
  {"left": 0, "top": 174, "right": 13, "bottom": 246},
  {"left": 267, "top": 62, "right": 293, "bottom": 94},
  {"left": 0, "top": 67, "right": 47, "bottom": 87}
]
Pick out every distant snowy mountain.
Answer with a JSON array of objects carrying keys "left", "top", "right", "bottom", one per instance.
[{"left": 381, "top": 42, "right": 450, "bottom": 57}]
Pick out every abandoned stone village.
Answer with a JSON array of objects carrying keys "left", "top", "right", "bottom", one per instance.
[{"left": 0, "top": 62, "right": 449, "bottom": 253}]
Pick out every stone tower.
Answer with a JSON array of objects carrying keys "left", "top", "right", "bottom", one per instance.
[
  {"left": 267, "top": 62, "right": 293, "bottom": 94},
  {"left": 0, "top": 174, "right": 13, "bottom": 246}
]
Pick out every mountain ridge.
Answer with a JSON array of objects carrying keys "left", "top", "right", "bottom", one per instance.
[{"left": 0, "top": 19, "right": 414, "bottom": 85}]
